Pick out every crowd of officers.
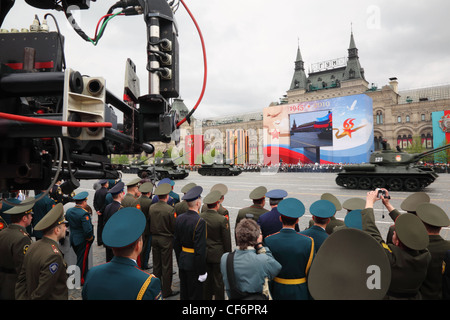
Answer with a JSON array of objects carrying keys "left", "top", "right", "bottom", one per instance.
[{"left": 1, "top": 175, "right": 450, "bottom": 300}]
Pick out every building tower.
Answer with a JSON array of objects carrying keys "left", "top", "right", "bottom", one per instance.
[
  {"left": 343, "top": 31, "right": 365, "bottom": 81},
  {"left": 289, "top": 44, "right": 308, "bottom": 92}
]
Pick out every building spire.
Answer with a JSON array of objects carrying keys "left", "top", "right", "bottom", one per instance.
[
  {"left": 344, "top": 28, "right": 365, "bottom": 80},
  {"left": 289, "top": 41, "right": 307, "bottom": 91}
]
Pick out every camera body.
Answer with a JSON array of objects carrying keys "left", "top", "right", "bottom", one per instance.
[{"left": 376, "top": 188, "right": 390, "bottom": 199}]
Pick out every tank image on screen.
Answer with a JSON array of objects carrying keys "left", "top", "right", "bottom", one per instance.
[{"left": 289, "top": 110, "right": 333, "bottom": 148}]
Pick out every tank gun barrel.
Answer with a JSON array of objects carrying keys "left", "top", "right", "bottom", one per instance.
[{"left": 412, "top": 144, "right": 450, "bottom": 162}]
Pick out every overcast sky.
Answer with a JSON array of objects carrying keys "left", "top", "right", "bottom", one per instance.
[{"left": 3, "top": 1, "right": 450, "bottom": 120}]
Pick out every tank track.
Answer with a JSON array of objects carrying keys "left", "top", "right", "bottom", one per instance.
[{"left": 335, "top": 173, "right": 435, "bottom": 191}]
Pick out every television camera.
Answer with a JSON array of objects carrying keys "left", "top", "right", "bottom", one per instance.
[{"left": 0, "top": 0, "right": 199, "bottom": 199}]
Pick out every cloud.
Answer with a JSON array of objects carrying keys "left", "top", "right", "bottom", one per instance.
[{"left": 2, "top": 1, "right": 449, "bottom": 121}]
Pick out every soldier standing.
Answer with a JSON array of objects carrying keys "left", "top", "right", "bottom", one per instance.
[
  {"left": 0, "top": 198, "right": 34, "bottom": 299},
  {"left": 152, "top": 178, "right": 179, "bottom": 206},
  {"left": 103, "top": 182, "right": 125, "bottom": 262},
  {"left": 258, "top": 189, "right": 298, "bottom": 238},
  {"left": 415, "top": 203, "right": 450, "bottom": 299},
  {"left": 174, "top": 182, "right": 197, "bottom": 217},
  {"left": 200, "top": 190, "right": 232, "bottom": 300},
  {"left": 65, "top": 191, "right": 94, "bottom": 285},
  {"left": 264, "top": 198, "right": 315, "bottom": 300},
  {"left": 93, "top": 179, "right": 109, "bottom": 246},
  {"left": 32, "top": 190, "right": 56, "bottom": 240},
  {"left": 134, "top": 182, "right": 154, "bottom": 269},
  {"left": 121, "top": 177, "right": 141, "bottom": 207},
  {"left": 82, "top": 207, "right": 162, "bottom": 300},
  {"left": 15, "top": 203, "right": 69, "bottom": 300},
  {"left": 149, "top": 183, "right": 178, "bottom": 298},
  {"left": 301, "top": 199, "right": 335, "bottom": 252},
  {"left": 235, "top": 186, "right": 268, "bottom": 227},
  {"left": 201, "top": 183, "right": 229, "bottom": 220},
  {"left": 362, "top": 189, "right": 431, "bottom": 299},
  {"left": 173, "top": 186, "right": 207, "bottom": 300}
]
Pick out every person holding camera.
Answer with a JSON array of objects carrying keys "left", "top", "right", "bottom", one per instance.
[
  {"left": 362, "top": 189, "right": 431, "bottom": 299},
  {"left": 220, "top": 218, "right": 281, "bottom": 300}
]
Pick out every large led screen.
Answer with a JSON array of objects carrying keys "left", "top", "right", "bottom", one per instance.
[{"left": 263, "top": 94, "right": 374, "bottom": 164}]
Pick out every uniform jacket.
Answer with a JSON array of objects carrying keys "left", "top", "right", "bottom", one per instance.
[
  {"left": 300, "top": 225, "right": 328, "bottom": 252},
  {"left": 149, "top": 201, "right": 176, "bottom": 237},
  {"left": 258, "top": 207, "right": 299, "bottom": 238},
  {"left": 121, "top": 193, "right": 138, "bottom": 208},
  {"left": 93, "top": 186, "right": 108, "bottom": 213},
  {"left": 235, "top": 205, "right": 268, "bottom": 226},
  {"left": 174, "top": 200, "right": 188, "bottom": 217},
  {"left": 103, "top": 201, "right": 122, "bottom": 228},
  {"left": 420, "top": 235, "right": 450, "bottom": 299},
  {"left": 66, "top": 206, "right": 94, "bottom": 246},
  {"left": 201, "top": 203, "right": 229, "bottom": 220},
  {"left": 174, "top": 210, "right": 207, "bottom": 274},
  {"left": 133, "top": 195, "right": 152, "bottom": 237},
  {"left": 82, "top": 256, "right": 162, "bottom": 300},
  {"left": 32, "top": 193, "right": 55, "bottom": 239},
  {"left": 362, "top": 208, "right": 431, "bottom": 299},
  {"left": 0, "top": 224, "right": 32, "bottom": 299},
  {"left": 16, "top": 237, "right": 68, "bottom": 300},
  {"left": 200, "top": 209, "right": 232, "bottom": 264},
  {"left": 264, "top": 228, "right": 315, "bottom": 300},
  {"left": 388, "top": 208, "right": 450, "bottom": 299}
]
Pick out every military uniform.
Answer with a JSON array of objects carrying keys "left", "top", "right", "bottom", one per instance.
[
  {"left": 174, "top": 183, "right": 197, "bottom": 217},
  {"left": 173, "top": 186, "right": 207, "bottom": 300},
  {"left": 200, "top": 190, "right": 232, "bottom": 300},
  {"left": 134, "top": 182, "right": 154, "bottom": 269},
  {"left": 416, "top": 203, "right": 450, "bottom": 299},
  {"left": 93, "top": 179, "right": 109, "bottom": 246},
  {"left": 258, "top": 189, "right": 300, "bottom": 238},
  {"left": 121, "top": 177, "right": 141, "bottom": 207},
  {"left": 0, "top": 215, "right": 7, "bottom": 231},
  {"left": 82, "top": 207, "right": 162, "bottom": 300},
  {"left": 103, "top": 182, "right": 125, "bottom": 262},
  {"left": 15, "top": 204, "right": 69, "bottom": 300},
  {"left": 0, "top": 198, "right": 33, "bottom": 299},
  {"left": 362, "top": 207, "right": 431, "bottom": 299},
  {"left": 301, "top": 199, "right": 336, "bottom": 252},
  {"left": 235, "top": 186, "right": 268, "bottom": 227},
  {"left": 65, "top": 191, "right": 94, "bottom": 285},
  {"left": 264, "top": 198, "right": 314, "bottom": 300},
  {"left": 201, "top": 183, "right": 229, "bottom": 220},
  {"left": 326, "top": 197, "right": 364, "bottom": 235},
  {"left": 386, "top": 192, "right": 430, "bottom": 244},
  {"left": 152, "top": 178, "right": 180, "bottom": 206},
  {"left": 149, "top": 183, "right": 177, "bottom": 298},
  {"left": 443, "top": 250, "right": 450, "bottom": 299},
  {"left": 32, "top": 191, "right": 56, "bottom": 239}
]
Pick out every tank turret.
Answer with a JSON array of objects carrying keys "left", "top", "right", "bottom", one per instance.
[{"left": 336, "top": 143, "right": 450, "bottom": 191}]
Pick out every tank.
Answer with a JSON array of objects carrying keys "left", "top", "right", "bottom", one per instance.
[
  {"left": 122, "top": 159, "right": 146, "bottom": 174},
  {"left": 137, "top": 156, "right": 189, "bottom": 180},
  {"left": 198, "top": 155, "right": 243, "bottom": 176},
  {"left": 197, "top": 163, "right": 242, "bottom": 176},
  {"left": 335, "top": 143, "right": 450, "bottom": 191}
]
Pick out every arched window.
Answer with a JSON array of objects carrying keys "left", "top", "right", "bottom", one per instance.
[
  {"left": 397, "top": 116, "right": 402, "bottom": 123},
  {"left": 406, "top": 115, "right": 410, "bottom": 122},
  {"left": 376, "top": 111, "right": 383, "bottom": 124}
]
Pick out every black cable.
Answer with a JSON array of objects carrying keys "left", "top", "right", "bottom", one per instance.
[{"left": 44, "top": 13, "right": 66, "bottom": 70}]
